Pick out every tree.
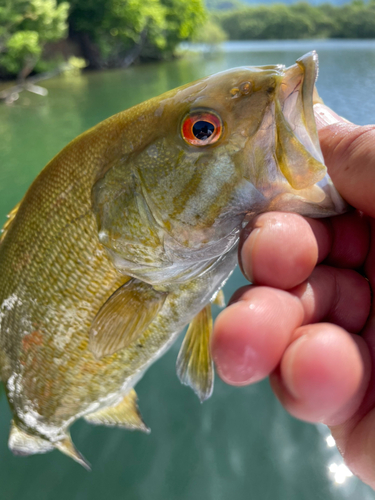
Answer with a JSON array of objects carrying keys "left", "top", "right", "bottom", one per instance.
[
  {"left": 0, "top": 0, "right": 69, "bottom": 79},
  {"left": 67, "top": 0, "right": 206, "bottom": 69}
]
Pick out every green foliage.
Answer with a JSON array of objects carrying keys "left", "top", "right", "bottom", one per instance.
[
  {"left": 67, "top": 0, "right": 206, "bottom": 67},
  {"left": 0, "top": 0, "right": 69, "bottom": 78},
  {"left": 0, "top": 0, "right": 206, "bottom": 78},
  {"left": 192, "top": 19, "right": 227, "bottom": 44},
  {"left": 162, "top": 0, "right": 206, "bottom": 50},
  {"left": 205, "top": 0, "right": 244, "bottom": 11},
  {"left": 1, "top": 31, "right": 41, "bottom": 74},
  {"left": 68, "top": 0, "right": 167, "bottom": 63},
  {"left": 216, "top": 0, "right": 375, "bottom": 40}
]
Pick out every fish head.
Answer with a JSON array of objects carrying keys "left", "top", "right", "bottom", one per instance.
[{"left": 93, "top": 52, "right": 346, "bottom": 281}]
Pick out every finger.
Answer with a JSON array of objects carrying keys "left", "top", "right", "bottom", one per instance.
[
  {"left": 325, "top": 211, "right": 370, "bottom": 269},
  {"left": 292, "top": 265, "right": 371, "bottom": 333},
  {"left": 343, "top": 400, "right": 375, "bottom": 490},
  {"left": 365, "top": 218, "right": 375, "bottom": 294},
  {"left": 212, "top": 266, "right": 370, "bottom": 386},
  {"left": 211, "top": 287, "right": 304, "bottom": 386},
  {"left": 270, "top": 324, "right": 369, "bottom": 426},
  {"left": 239, "top": 211, "right": 369, "bottom": 290},
  {"left": 239, "top": 212, "right": 329, "bottom": 289},
  {"left": 315, "top": 105, "right": 375, "bottom": 218}
]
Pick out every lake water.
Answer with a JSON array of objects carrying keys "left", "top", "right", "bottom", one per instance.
[{"left": 0, "top": 39, "right": 375, "bottom": 500}]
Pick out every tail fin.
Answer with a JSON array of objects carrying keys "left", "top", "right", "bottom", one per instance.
[{"left": 8, "top": 421, "right": 54, "bottom": 456}]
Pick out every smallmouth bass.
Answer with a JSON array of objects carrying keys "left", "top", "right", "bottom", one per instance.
[{"left": 0, "top": 52, "right": 346, "bottom": 468}]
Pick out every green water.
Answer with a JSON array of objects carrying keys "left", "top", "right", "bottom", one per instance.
[{"left": 1, "top": 40, "right": 375, "bottom": 500}]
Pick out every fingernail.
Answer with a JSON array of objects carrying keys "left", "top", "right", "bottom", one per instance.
[
  {"left": 314, "top": 103, "right": 350, "bottom": 129},
  {"left": 240, "top": 227, "right": 261, "bottom": 283}
]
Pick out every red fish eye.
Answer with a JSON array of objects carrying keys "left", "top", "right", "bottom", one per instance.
[{"left": 181, "top": 111, "right": 222, "bottom": 146}]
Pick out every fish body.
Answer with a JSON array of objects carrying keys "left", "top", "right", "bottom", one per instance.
[{"left": 0, "top": 52, "right": 346, "bottom": 466}]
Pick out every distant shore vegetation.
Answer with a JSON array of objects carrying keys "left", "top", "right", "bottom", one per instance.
[
  {"left": 211, "top": 0, "right": 375, "bottom": 40},
  {"left": 1, "top": 0, "right": 375, "bottom": 82}
]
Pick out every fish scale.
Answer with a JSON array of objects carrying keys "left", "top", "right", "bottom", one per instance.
[{"left": 0, "top": 53, "right": 347, "bottom": 466}]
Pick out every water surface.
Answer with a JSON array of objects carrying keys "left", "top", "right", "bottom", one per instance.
[{"left": 0, "top": 40, "right": 374, "bottom": 500}]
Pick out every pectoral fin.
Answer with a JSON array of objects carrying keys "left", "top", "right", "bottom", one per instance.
[
  {"left": 176, "top": 304, "right": 214, "bottom": 402},
  {"left": 84, "top": 389, "right": 149, "bottom": 433},
  {"left": 89, "top": 279, "right": 167, "bottom": 359},
  {"left": 212, "top": 289, "right": 225, "bottom": 308}
]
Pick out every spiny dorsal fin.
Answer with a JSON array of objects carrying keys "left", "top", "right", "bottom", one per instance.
[
  {"left": 89, "top": 279, "right": 168, "bottom": 359},
  {"left": 8, "top": 420, "right": 54, "bottom": 456},
  {"left": 176, "top": 304, "right": 214, "bottom": 403},
  {"left": 84, "top": 389, "right": 149, "bottom": 433},
  {"left": 1, "top": 202, "right": 21, "bottom": 243},
  {"left": 54, "top": 435, "right": 91, "bottom": 471},
  {"left": 212, "top": 289, "right": 225, "bottom": 308}
]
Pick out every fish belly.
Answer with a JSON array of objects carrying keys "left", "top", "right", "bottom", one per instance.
[{"left": 0, "top": 200, "right": 236, "bottom": 440}]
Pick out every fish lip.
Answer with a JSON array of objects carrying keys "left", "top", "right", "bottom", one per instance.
[
  {"left": 278, "top": 51, "right": 324, "bottom": 164},
  {"left": 256, "top": 52, "right": 347, "bottom": 217}
]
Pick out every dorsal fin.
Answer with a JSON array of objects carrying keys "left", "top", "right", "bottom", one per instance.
[
  {"left": 8, "top": 420, "right": 53, "bottom": 456},
  {"left": 54, "top": 435, "right": 91, "bottom": 471},
  {"left": 84, "top": 389, "right": 149, "bottom": 433},
  {"left": 1, "top": 201, "right": 21, "bottom": 243},
  {"left": 89, "top": 279, "right": 167, "bottom": 359},
  {"left": 176, "top": 304, "right": 214, "bottom": 402}
]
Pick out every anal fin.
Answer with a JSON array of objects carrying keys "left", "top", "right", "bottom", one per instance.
[
  {"left": 89, "top": 279, "right": 167, "bottom": 359},
  {"left": 176, "top": 304, "right": 214, "bottom": 402},
  {"left": 84, "top": 389, "right": 149, "bottom": 433},
  {"left": 54, "top": 435, "right": 91, "bottom": 470}
]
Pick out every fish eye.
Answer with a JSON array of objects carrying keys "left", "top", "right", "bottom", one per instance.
[{"left": 181, "top": 111, "right": 222, "bottom": 146}]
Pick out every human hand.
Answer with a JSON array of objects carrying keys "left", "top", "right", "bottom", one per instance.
[{"left": 211, "top": 104, "right": 375, "bottom": 488}]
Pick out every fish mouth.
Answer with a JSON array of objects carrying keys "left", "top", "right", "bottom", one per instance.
[
  {"left": 279, "top": 51, "right": 323, "bottom": 167},
  {"left": 255, "top": 51, "right": 347, "bottom": 217}
]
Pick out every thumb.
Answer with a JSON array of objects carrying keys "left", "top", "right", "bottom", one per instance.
[{"left": 314, "top": 103, "right": 375, "bottom": 218}]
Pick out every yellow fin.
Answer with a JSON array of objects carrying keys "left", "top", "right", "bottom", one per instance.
[
  {"left": 212, "top": 289, "right": 225, "bottom": 308},
  {"left": 54, "top": 435, "right": 91, "bottom": 471},
  {"left": 84, "top": 389, "right": 149, "bottom": 433},
  {"left": 1, "top": 201, "right": 21, "bottom": 243},
  {"left": 275, "top": 99, "right": 326, "bottom": 190},
  {"left": 8, "top": 421, "right": 53, "bottom": 456},
  {"left": 176, "top": 304, "right": 214, "bottom": 402},
  {"left": 89, "top": 279, "right": 167, "bottom": 359}
]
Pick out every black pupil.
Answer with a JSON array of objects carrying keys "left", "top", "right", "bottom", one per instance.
[{"left": 192, "top": 120, "right": 215, "bottom": 140}]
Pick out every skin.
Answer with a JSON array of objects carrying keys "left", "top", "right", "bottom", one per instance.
[{"left": 211, "top": 103, "right": 375, "bottom": 489}]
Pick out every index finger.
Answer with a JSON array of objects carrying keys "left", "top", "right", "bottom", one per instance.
[{"left": 239, "top": 210, "right": 369, "bottom": 290}]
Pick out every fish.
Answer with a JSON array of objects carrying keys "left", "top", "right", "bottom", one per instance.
[{"left": 0, "top": 51, "right": 346, "bottom": 469}]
